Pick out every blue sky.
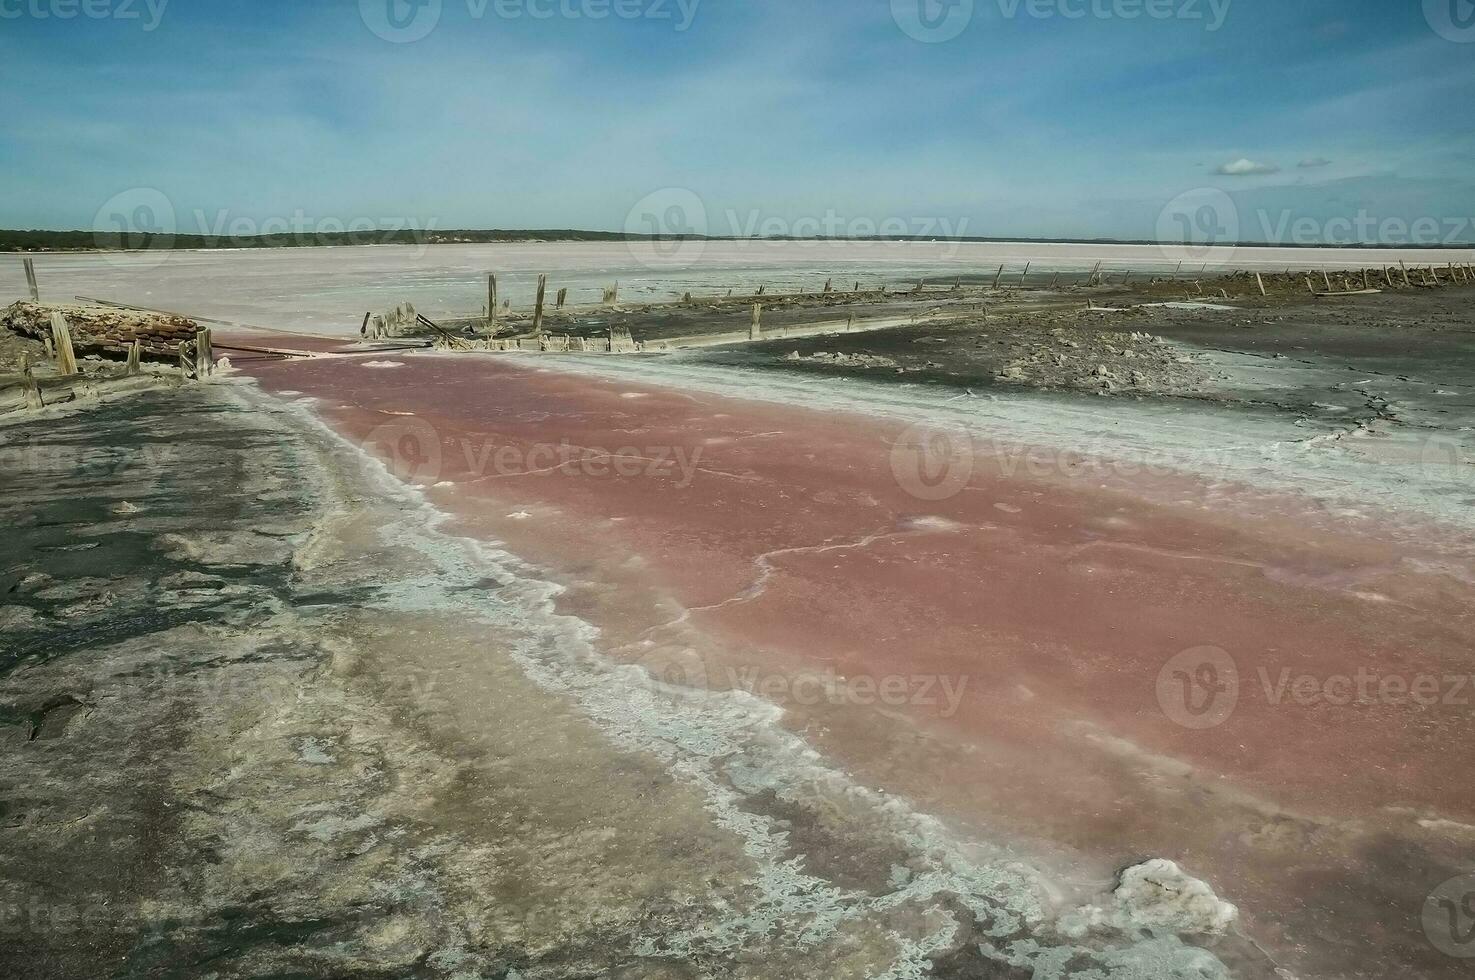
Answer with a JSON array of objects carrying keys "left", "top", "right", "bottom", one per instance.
[{"left": 1, "top": 0, "right": 1472, "bottom": 242}]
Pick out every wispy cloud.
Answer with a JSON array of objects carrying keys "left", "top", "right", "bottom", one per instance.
[{"left": 1298, "top": 157, "right": 1333, "bottom": 169}]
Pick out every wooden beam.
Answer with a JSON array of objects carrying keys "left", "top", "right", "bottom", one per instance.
[
  {"left": 1256, "top": 272, "right": 1267, "bottom": 296},
  {"left": 49, "top": 312, "right": 78, "bottom": 376},
  {"left": 19, "top": 353, "right": 43, "bottom": 409},
  {"left": 22, "top": 257, "right": 39, "bottom": 301},
  {"left": 195, "top": 328, "right": 213, "bottom": 378},
  {"left": 531, "top": 274, "right": 547, "bottom": 335}
]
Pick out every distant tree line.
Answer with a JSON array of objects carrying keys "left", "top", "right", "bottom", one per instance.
[{"left": 2, "top": 229, "right": 1470, "bottom": 252}]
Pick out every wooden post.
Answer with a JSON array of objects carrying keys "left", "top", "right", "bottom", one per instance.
[
  {"left": 1256, "top": 273, "right": 1267, "bottom": 296},
  {"left": 557, "top": 287, "right": 568, "bottom": 309},
  {"left": 823, "top": 278, "right": 833, "bottom": 293},
  {"left": 178, "top": 339, "right": 195, "bottom": 378},
  {"left": 1399, "top": 260, "right": 1411, "bottom": 286},
  {"left": 749, "top": 303, "right": 762, "bottom": 341},
  {"left": 1322, "top": 270, "right": 1333, "bottom": 292},
  {"left": 1020, "top": 262, "right": 1031, "bottom": 285},
  {"left": 1121, "top": 269, "right": 1131, "bottom": 285},
  {"left": 1051, "top": 271, "right": 1060, "bottom": 288},
  {"left": 992, "top": 265, "right": 1004, "bottom": 289},
  {"left": 19, "top": 353, "right": 43, "bottom": 409},
  {"left": 488, "top": 274, "right": 498, "bottom": 327},
  {"left": 1090, "top": 260, "right": 1102, "bottom": 286},
  {"left": 846, "top": 314, "right": 855, "bottom": 332},
  {"left": 1362, "top": 268, "right": 1370, "bottom": 290},
  {"left": 756, "top": 285, "right": 765, "bottom": 296},
  {"left": 126, "top": 340, "right": 141, "bottom": 376},
  {"left": 22, "top": 257, "right": 39, "bottom": 301},
  {"left": 532, "top": 274, "right": 547, "bottom": 335},
  {"left": 49, "top": 312, "right": 77, "bottom": 376},
  {"left": 195, "top": 328, "right": 213, "bottom": 377},
  {"left": 1305, "top": 276, "right": 1316, "bottom": 295}
]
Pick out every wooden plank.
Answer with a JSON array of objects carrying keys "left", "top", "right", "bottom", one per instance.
[
  {"left": 20, "top": 353, "right": 43, "bottom": 409},
  {"left": 532, "top": 274, "right": 548, "bottom": 335},
  {"left": 195, "top": 328, "right": 213, "bottom": 378},
  {"left": 49, "top": 312, "right": 78, "bottom": 376},
  {"left": 22, "top": 257, "right": 39, "bottom": 301}
]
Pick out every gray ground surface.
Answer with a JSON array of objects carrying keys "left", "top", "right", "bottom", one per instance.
[{"left": 0, "top": 384, "right": 1269, "bottom": 979}]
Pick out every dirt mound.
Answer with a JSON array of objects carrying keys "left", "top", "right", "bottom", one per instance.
[{"left": 1, "top": 301, "right": 198, "bottom": 350}]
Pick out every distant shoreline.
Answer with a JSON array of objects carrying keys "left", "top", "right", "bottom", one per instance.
[{"left": 3, "top": 230, "right": 1473, "bottom": 253}]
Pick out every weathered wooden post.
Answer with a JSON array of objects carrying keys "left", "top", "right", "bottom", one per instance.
[
  {"left": 532, "top": 274, "right": 548, "bottom": 335},
  {"left": 126, "top": 340, "right": 142, "bottom": 376},
  {"left": 178, "top": 339, "right": 195, "bottom": 378},
  {"left": 846, "top": 313, "right": 855, "bottom": 332},
  {"left": 823, "top": 278, "right": 833, "bottom": 293},
  {"left": 1399, "top": 260, "right": 1411, "bottom": 286},
  {"left": 195, "top": 327, "right": 213, "bottom": 377},
  {"left": 1305, "top": 276, "right": 1316, "bottom": 295},
  {"left": 19, "top": 353, "right": 43, "bottom": 409},
  {"left": 1361, "top": 268, "right": 1370, "bottom": 290},
  {"left": 756, "top": 284, "right": 765, "bottom": 296},
  {"left": 22, "top": 257, "right": 40, "bottom": 301},
  {"left": 1322, "top": 270, "right": 1333, "bottom": 293},
  {"left": 749, "top": 303, "right": 762, "bottom": 341},
  {"left": 1090, "top": 261, "right": 1103, "bottom": 286},
  {"left": 1256, "top": 272, "right": 1267, "bottom": 296},
  {"left": 1020, "top": 262, "right": 1031, "bottom": 285},
  {"left": 488, "top": 274, "right": 498, "bottom": 327},
  {"left": 1051, "top": 270, "right": 1060, "bottom": 288},
  {"left": 48, "top": 312, "right": 77, "bottom": 376},
  {"left": 556, "top": 287, "right": 568, "bottom": 309},
  {"left": 1121, "top": 269, "right": 1131, "bottom": 285},
  {"left": 992, "top": 264, "right": 1004, "bottom": 289}
]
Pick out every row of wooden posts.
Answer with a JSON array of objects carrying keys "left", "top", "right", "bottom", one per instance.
[
  {"left": 1302, "top": 260, "right": 1475, "bottom": 296},
  {"left": 485, "top": 273, "right": 609, "bottom": 334}
]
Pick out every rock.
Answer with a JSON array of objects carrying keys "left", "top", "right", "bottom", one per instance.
[{"left": 1059, "top": 859, "right": 1238, "bottom": 939}]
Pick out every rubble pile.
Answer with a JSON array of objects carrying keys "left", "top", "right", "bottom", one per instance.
[{"left": 1, "top": 301, "right": 198, "bottom": 350}]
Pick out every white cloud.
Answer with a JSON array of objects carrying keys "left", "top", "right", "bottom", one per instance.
[{"left": 1217, "top": 158, "right": 1281, "bottom": 176}]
